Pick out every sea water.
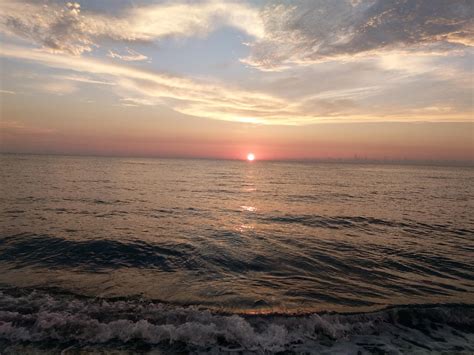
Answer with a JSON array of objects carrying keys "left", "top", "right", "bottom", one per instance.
[{"left": 0, "top": 154, "right": 473, "bottom": 353}]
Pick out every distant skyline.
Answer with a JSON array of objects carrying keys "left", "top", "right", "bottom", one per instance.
[{"left": 1, "top": 0, "right": 473, "bottom": 161}]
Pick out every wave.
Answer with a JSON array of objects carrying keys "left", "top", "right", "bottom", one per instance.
[
  {"left": 0, "top": 233, "right": 197, "bottom": 271},
  {"left": 0, "top": 288, "right": 473, "bottom": 354},
  {"left": 1, "top": 232, "right": 472, "bottom": 309},
  {"left": 262, "top": 214, "right": 473, "bottom": 237}
]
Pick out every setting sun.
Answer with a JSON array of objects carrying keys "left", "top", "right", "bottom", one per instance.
[{"left": 247, "top": 153, "right": 255, "bottom": 161}]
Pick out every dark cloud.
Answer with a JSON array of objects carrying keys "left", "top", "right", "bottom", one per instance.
[{"left": 246, "top": 0, "right": 473, "bottom": 69}]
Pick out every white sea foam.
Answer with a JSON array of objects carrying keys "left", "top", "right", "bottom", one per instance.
[{"left": 0, "top": 289, "right": 473, "bottom": 353}]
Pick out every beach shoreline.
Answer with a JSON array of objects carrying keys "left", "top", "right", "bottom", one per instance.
[{"left": 1, "top": 287, "right": 473, "bottom": 354}]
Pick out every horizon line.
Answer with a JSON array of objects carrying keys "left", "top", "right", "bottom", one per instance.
[{"left": 1, "top": 151, "right": 473, "bottom": 168}]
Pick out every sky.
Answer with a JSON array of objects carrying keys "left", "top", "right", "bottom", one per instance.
[{"left": 0, "top": 0, "right": 473, "bottom": 161}]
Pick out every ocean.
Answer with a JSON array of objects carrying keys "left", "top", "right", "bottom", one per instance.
[{"left": 0, "top": 154, "right": 473, "bottom": 353}]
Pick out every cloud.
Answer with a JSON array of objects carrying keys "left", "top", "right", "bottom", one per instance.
[
  {"left": 1, "top": 43, "right": 471, "bottom": 124},
  {"left": 120, "top": 97, "right": 156, "bottom": 107},
  {"left": 244, "top": 0, "right": 473, "bottom": 69},
  {"left": 2, "top": 1, "right": 471, "bottom": 73},
  {"left": 0, "top": 44, "right": 301, "bottom": 124},
  {"left": 0, "top": 89, "right": 16, "bottom": 95},
  {"left": 126, "top": 1, "right": 264, "bottom": 40},
  {"left": 1, "top": 2, "right": 97, "bottom": 55},
  {"left": 0, "top": 1, "right": 471, "bottom": 130},
  {"left": 56, "top": 74, "right": 115, "bottom": 85},
  {"left": 0, "top": 0, "right": 263, "bottom": 56},
  {"left": 30, "top": 80, "right": 78, "bottom": 95},
  {"left": 108, "top": 48, "right": 148, "bottom": 62}
]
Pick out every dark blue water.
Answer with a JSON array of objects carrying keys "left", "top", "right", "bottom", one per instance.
[{"left": 0, "top": 154, "right": 473, "bottom": 353}]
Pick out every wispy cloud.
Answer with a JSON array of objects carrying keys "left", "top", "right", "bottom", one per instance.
[
  {"left": 0, "top": 89, "right": 16, "bottom": 95},
  {"left": 120, "top": 97, "right": 156, "bottom": 107},
  {"left": 0, "top": 44, "right": 299, "bottom": 124},
  {"left": 30, "top": 80, "right": 78, "bottom": 95},
  {"left": 1, "top": 43, "right": 471, "bottom": 124},
  {"left": 0, "top": 0, "right": 263, "bottom": 55},
  {"left": 2, "top": 0, "right": 471, "bottom": 67},
  {"left": 1, "top": 2, "right": 98, "bottom": 55},
  {"left": 56, "top": 74, "right": 115, "bottom": 85},
  {"left": 243, "top": 0, "right": 473, "bottom": 70},
  {"left": 108, "top": 48, "right": 149, "bottom": 62}
]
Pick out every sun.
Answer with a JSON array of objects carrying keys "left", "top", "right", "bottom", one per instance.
[{"left": 247, "top": 153, "right": 255, "bottom": 161}]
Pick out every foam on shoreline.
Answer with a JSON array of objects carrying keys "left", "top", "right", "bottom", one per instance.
[{"left": 0, "top": 288, "right": 473, "bottom": 353}]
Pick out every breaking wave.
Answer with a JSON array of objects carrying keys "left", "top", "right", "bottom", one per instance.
[{"left": 0, "top": 288, "right": 473, "bottom": 354}]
